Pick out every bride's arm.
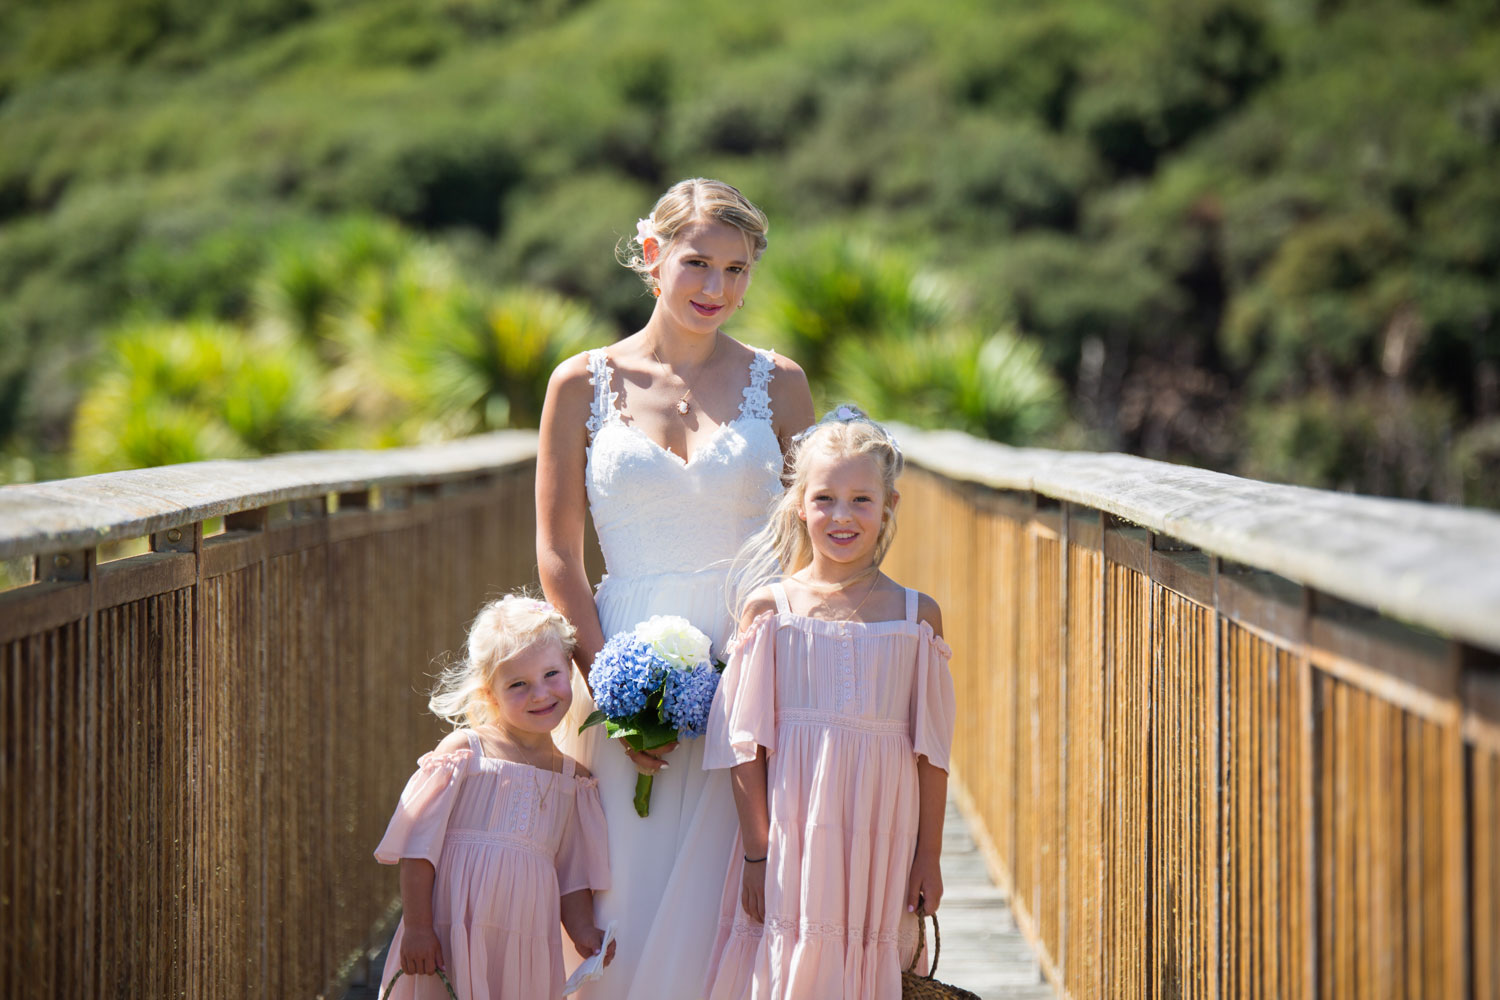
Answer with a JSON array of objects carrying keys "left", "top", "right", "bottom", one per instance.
[
  {"left": 767, "top": 355, "right": 815, "bottom": 458},
  {"left": 537, "top": 354, "right": 606, "bottom": 676}
]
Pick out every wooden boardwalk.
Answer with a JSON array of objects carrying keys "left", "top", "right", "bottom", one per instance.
[
  {"left": 341, "top": 792, "right": 1053, "bottom": 999},
  {"left": 935, "top": 798, "right": 1055, "bottom": 1000}
]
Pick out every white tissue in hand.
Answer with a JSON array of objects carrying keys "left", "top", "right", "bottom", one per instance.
[{"left": 562, "top": 922, "right": 616, "bottom": 995}]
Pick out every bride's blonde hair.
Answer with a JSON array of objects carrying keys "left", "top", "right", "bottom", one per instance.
[
  {"left": 729, "top": 407, "right": 904, "bottom": 618},
  {"left": 619, "top": 178, "right": 769, "bottom": 293},
  {"left": 428, "top": 593, "right": 578, "bottom": 731}
]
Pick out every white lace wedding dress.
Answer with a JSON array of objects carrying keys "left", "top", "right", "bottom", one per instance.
[{"left": 556, "top": 345, "right": 784, "bottom": 1000}]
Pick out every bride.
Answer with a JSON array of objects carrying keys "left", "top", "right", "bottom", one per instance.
[{"left": 536, "top": 178, "right": 814, "bottom": 999}]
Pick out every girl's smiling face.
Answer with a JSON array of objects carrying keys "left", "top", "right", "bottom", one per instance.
[
  {"left": 798, "top": 449, "right": 894, "bottom": 571},
  {"left": 490, "top": 637, "right": 574, "bottom": 735},
  {"left": 649, "top": 217, "right": 754, "bottom": 334}
]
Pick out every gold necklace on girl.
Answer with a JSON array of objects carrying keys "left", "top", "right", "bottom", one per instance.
[{"left": 800, "top": 567, "right": 881, "bottom": 624}]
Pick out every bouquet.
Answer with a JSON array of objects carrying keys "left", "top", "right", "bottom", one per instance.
[{"left": 582, "top": 615, "right": 722, "bottom": 817}]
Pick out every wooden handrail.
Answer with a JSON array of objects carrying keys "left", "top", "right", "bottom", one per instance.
[
  {"left": 0, "top": 431, "right": 538, "bottom": 560},
  {"left": 894, "top": 426, "right": 1500, "bottom": 653}
]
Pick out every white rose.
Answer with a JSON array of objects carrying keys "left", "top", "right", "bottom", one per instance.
[{"left": 635, "top": 615, "right": 712, "bottom": 671}]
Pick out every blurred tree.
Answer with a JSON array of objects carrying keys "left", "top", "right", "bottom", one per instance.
[
  {"left": 71, "top": 321, "right": 324, "bottom": 473},
  {"left": 832, "top": 325, "right": 1066, "bottom": 444}
]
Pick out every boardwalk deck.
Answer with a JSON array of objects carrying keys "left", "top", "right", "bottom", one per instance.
[
  {"left": 935, "top": 799, "right": 1055, "bottom": 1000},
  {"left": 339, "top": 793, "right": 1053, "bottom": 1000}
]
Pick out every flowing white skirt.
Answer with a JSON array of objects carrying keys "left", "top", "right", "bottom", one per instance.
[{"left": 556, "top": 569, "right": 740, "bottom": 1000}]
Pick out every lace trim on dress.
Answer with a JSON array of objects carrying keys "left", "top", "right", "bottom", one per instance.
[
  {"left": 585, "top": 349, "right": 619, "bottom": 441},
  {"left": 737, "top": 348, "right": 776, "bottom": 422},
  {"left": 718, "top": 912, "right": 901, "bottom": 946},
  {"left": 445, "top": 828, "right": 552, "bottom": 861},
  {"left": 726, "top": 608, "right": 778, "bottom": 660},
  {"left": 776, "top": 708, "right": 910, "bottom": 736}
]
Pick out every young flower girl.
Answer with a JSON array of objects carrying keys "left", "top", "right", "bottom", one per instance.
[
  {"left": 703, "top": 408, "right": 957, "bottom": 999},
  {"left": 374, "top": 595, "right": 614, "bottom": 1000}
]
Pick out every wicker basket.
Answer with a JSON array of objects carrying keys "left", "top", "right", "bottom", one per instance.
[
  {"left": 379, "top": 967, "right": 460, "bottom": 1000},
  {"left": 901, "top": 907, "right": 982, "bottom": 1000}
]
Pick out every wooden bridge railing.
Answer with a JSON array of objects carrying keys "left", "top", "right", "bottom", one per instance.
[
  {"left": 884, "top": 427, "right": 1500, "bottom": 1000},
  {"left": 0, "top": 433, "right": 542, "bottom": 998},
  {"left": 5, "top": 427, "right": 1499, "bottom": 998}
]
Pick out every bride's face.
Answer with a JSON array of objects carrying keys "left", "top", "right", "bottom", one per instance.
[{"left": 651, "top": 218, "right": 754, "bottom": 335}]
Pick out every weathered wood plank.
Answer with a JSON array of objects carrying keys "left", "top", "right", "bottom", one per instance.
[
  {"left": 0, "top": 432, "right": 537, "bottom": 560},
  {"left": 892, "top": 426, "right": 1500, "bottom": 653}
]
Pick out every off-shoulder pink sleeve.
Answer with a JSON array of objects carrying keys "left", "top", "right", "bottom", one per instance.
[
  {"left": 703, "top": 610, "right": 779, "bottom": 770},
  {"left": 911, "top": 624, "right": 956, "bottom": 772},
  {"left": 556, "top": 776, "right": 611, "bottom": 895},
  {"left": 372, "top": 749, "right": 472, "bottom": 866}
]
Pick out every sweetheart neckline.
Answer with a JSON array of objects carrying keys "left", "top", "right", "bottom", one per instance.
[{"left": 591, "top": 416, "right": 773, "bottom": 468}]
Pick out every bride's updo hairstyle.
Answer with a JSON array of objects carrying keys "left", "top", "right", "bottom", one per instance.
[
  {"left": 428, "top": 593, "right": 578, "bottom": 731},
  {"left": 619, "top": 178, "right": 770, "bottom": 293},
  {"left": 728, "top": 406, "right": 905, "bottom": 618}
]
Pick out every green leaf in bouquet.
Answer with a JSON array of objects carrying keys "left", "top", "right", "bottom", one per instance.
[{"left": 579, "top": 710, "right": 608, "bottom": 733}]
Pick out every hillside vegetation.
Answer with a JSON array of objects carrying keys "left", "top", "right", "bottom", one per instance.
[{"left": 1, "top": 0, "right": 1497, "bottom": 504}]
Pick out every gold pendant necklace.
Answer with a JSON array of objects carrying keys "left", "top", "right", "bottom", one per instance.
[{"left": 651, "top": 337, "right": 719, "bottom": 417}]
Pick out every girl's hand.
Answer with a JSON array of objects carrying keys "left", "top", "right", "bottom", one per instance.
[
  {"left": 624, "top": 741, "right": 678, "bottom": 775},
  {"left": 740, "top": 858, "right": 767, "bottom": 923},
  {"left": 399, "top": 925, "right": 444, "bottom": 975},
  {"left": 565, "top": 922, "right": 617, "bottom": 966},
  {"left": 906, "top": 851, "right": 944, "bottom": 915}
]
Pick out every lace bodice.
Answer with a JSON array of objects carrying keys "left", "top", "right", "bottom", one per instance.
[{"left": 584, "top": 347, "right": 783, "bottom": 581}]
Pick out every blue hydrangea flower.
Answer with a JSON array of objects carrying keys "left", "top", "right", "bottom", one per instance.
[
  {"left": 589, "top": 632, "right": 666, "bottom": 719},
  {"left": 662, "top": 662, "right": 721, "bottom": 738}
]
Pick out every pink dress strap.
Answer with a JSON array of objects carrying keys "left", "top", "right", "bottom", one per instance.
[
  {"left": 770, "top": 581, "right": 792, "bottom": 616},
  {"left": 905, "top": 587, "right": 918, "bottom": 623},
  {"left": 562, "top": 753, "right": 577, "bottom": 779},
  {"left": 464, "top": 729, "right": 483, "bottom": 757}
]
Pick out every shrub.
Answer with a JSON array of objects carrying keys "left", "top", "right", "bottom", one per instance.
[
  {"left": 71, "top": 320, "right": 325, "bottom": 473},
  {"left": 831, "top": 325, "right": 1066, "bottom": 444}
]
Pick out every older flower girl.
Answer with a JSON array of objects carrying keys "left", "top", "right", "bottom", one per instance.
[{"left": 703, "top": 408, "right": 957, "bottom": 999}]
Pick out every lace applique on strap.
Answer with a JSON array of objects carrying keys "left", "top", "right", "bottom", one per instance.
[
  {"left": 585, "top": 349, "right": 619, "bottom": 441},
  {"left": 737, "top": 348, "right": 776, "bottom": 422}
]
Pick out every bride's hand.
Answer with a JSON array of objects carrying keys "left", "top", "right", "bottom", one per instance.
[{"left": 624, "top": 742, "right": 678, "bottom": 774}]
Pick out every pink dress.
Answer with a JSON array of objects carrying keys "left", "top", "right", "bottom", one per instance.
[
  {"left": 374, "top": 731, "right": 610, "bottom": 1000},
  {"left": 702, "top": 584, "right": 957, "bottom": 1000}
]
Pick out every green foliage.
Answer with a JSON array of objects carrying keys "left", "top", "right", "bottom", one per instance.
[
  {"left": 416, "top": 286, "right": 612, "bottom": 431},
  {"left": 72, "top": 321, "right": 325, "bottom": 473},
  {"left": 738, "top": 232, "right": 952, "bottom": 397},
  {"left": 832, "top": 326, "right": 1066, "bottom": 444},
  {"left": 0, "top": 0, "right": 1497, "bottom": 504},
  {"left": 1241, "top": 384, "right": 1459, "bottom": 501}
]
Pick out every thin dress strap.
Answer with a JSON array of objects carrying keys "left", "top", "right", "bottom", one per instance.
[
  {"left": 465, "top": 729, "right": 484, "bottom": 757},
  {"left": 905, "top": 587, "right": 918, "bottom": 624},
  {"left": 736, "top": 348, "right": 777, "bottom": 423},
  {"left": 770, "top": 581, "right": 792, "bottom": 616},
  {"left": 561, "top": 753, "right": 577, "bottom": 779},
  {"left": 585, "top": 349, "right": 619, "bottom": 441}
]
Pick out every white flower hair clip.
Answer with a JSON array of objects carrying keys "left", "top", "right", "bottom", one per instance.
[
  {"left": 788, "top": 403, "right": 904, "bottom": 469},
  {"left": 635, "top": 217, "right": 655, "bottom": 246}
]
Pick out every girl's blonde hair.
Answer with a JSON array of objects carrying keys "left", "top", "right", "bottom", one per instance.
[
  {"left": 729, "top": 406, "right": 905, "bottom": 617},
  {"left": 619, "top": 178, "right": 769, "bottom": 293},
  {"left": 428, "top": 593, "right": 578, "bottom": 731}
]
